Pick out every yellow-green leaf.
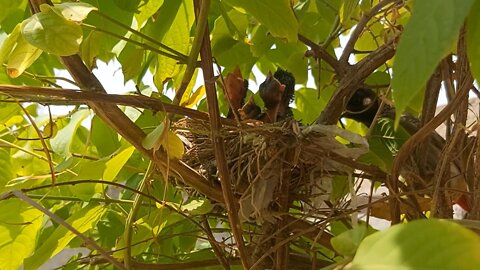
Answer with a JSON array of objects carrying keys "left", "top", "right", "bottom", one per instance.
[
  {"left": 21, "top": 9, "right": 83, "bottom": 56},
  {"left": 161, "top": 131, "right": 184, "bottom": 160},
  {"left": 50, "top": 109, "right": 90, "bottom": 157},
  {"left": 0, "top": 23, "right": 21, "bottom": 64},
  {"left": 103, "top": 146, "right": 135, "bottom": 181},
  {"left": 40, "top": 2, "right": 97, "bottom": 22},
  {"left": 0, "top": 200, "right": 43, "bottom": 270},
  {"left": 348, "top": 219, "right": 480, "bottom": 270},
  {"left": 142, "top": 122, "right": 166, "bottom": 150},
  {"left": 4, "top": 26, "right": 43, "bottom": 78},
  {"left": 224, "top": 0, "right": 298, "bottom": 42},
  {"left": 24, "top": 204, "right": 106, "bottom": 270},
  {"left": 180, "top": 85, "right": 206, "bottom": 108},
  {"left": 391, "top": 0, "right": 475, "bottom": 125}
]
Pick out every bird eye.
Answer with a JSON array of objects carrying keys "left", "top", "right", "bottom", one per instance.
[{"left": 363, "top": 97, "right": 372, "bottom": 106}]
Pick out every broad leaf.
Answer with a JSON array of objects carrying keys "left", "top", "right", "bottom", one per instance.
[
  {"left": 40, "top": 2, "right": 97, "bottom": 22},
  {"left": 391, "top": 0, "right": 475, "bottom": 124},
  {"left": 21, "top": 8, "right": 83, "bottom": 56},
  {"left": 0, "top": 199, "right": 43, "bottom": 270},
  {"left": 24, "top": 204, "right": 106, "bottom": 270},
  {"left": 224, "top": 0, "right": 298, "bottom": 42},
  {"left": 348, "top": 219, "right": 480, "bottom": 270},
  {"left": 91, "top": 115, "right": 120, "bottom": 157},
  {"left": 142, "top": 122, "right": 166, "bottom": 150},
  {"left": 2, "top": 24, "right": 43, "bottom": 78},
  {"left": 162, "top": 131, "right": 185, "bottom": 160},
  {"left": 331, "top": 226, "right": 367, "bottom": 257},
  {"left": 103, "top": 146, "right": 135, "bottom": 181},
  {"left": 50, "top": 109, "right": 90, "bottom": 157}
]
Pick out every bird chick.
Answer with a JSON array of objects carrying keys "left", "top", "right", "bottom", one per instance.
[
  {"left": 224, "top": 67, "right": 248, "bottom": 119},
  {"left": 239, "top": 97, "right": 261, "bottom": 120},
  {"left": 273, "top": 68, "right": 295, "bottom": 120},
  {"left": 259, "top": 71, "right": 285, "bottom": 123},
  {"left": 342, "top": 88, "right": 380, "bottom": 127}
]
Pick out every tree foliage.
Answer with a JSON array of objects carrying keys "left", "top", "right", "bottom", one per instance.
[{"left": 0, "top": 0, "right": 480, "bottom": 269}]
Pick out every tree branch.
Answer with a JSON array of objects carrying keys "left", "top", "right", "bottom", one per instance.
[{"left": 27, "top": 0, "right": 223, "bottom": 203}]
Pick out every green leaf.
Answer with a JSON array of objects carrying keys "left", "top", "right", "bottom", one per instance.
[
  {"left": 0, "top": 0, "right": 23, "bottom": 24},
  {"left": 331, "top": 226, "right": 367, "bottom": 256},
  {"left": 293, "top": 86, "right": 334, "bottom": 125},
  {"left": 142, "top": 122, "right": 166, "bottom": 150},
  {"left": 0, "top": 147, "right": 13, "bottom": 186},
  {"left": 118, "top": 43, "right": 144, "bottom": 83},
  {"left": 0, "top": 199, "right": 43, "bottom": 270},
  {"left": 135, "top": 0, "right": 164, "bottom": 26},
  {"left": 153, "top": 0, "right": 194, "bottom": 91},
  {"left": 340, "top": 0, "right": 358, "bottom": 26},
  {"left": 21, "top": 8, "right": 83, "bottom": 56},
  {"left": 348, "top": 219, "right": 480, "bottom": 270},
  {"left": 391, "top": 0, "right": 475, "bottom": 124},
  {"left": 71, "top": 160, "right": 105, "bottom": 200},
  {"left": 180, "top": 199, "right": 213, "bottom": 215},
  {"left": 41, "top": 2, "right": 97, "bottom": 22},
  {"left": 467, "top": 0, "right": 480, "bottom": 83},
  {"left": 224, "top": 0, "right": 298, "bottom": 42},
  {"left": 80, "top": 30, "right": 104, "bottom": 69},
  {"left": 0, "top": 23, "right": 21, "bottom": 64},
  {"left": 3, "top": 25, "right": 43, "bottom": 78},
  {"left": 103, "top": 146, "right": 135, "bottom": 181},
  {"left": 91, "top": 115, "right": 120, "bottom": 157},
  {"left": 50, "top": 109, "right": 90, "bottom": 157},
  {"left": 24, "top": 204, "right": 106, "bottom": 270}
]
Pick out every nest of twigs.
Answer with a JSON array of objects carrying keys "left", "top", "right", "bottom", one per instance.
[{"left": 175, "top": 118, "right": 369, "bottom": 223}]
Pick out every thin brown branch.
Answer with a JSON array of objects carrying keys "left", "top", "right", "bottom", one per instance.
[
  {"left": 317, "top": 40, "right": 396, "bottom": 125},
  {"left": 6, "top": 190, "right": 126, "bottom": 270},
  {"left": 298, "top": 34, "right": 344, "bottom": 75},
  {"left": 0, "top": 85, "right": 237, "bottom": 126},
  {"left": 27, "top": 0, "right": 223, "bottom": 204},
  {"left": 391, "top": 70, "right": 473, "bottom": 223},
  {"left": 202, "top": 217, "right": 231, "bottom": 270},
  {"left": 340, "top": 0, "right": 398, "bottom": 64},
  {"left": 193, "top": 0, "right": 250, "bottom": 268}
]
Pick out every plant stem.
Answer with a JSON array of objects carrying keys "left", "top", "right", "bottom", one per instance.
[{"left": 123, "top": 161, "right": 154, "bottom": 269}]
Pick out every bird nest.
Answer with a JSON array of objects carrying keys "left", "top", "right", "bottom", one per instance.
[{"left": 175, "top": 118, "right": 369, "bottom": 223}]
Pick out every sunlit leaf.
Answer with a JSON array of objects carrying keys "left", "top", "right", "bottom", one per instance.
[
  {"left": 224, "top": 0, "right": 298, "bottom": 42},
  {"left": 348, "top": 219, "right": 480, "bottom": 270},
  {"left": 161, "top": 131, "right": 184, "bottom": 160},
  {"left": 40, "top": 2, "right": 97, "bottom": 22},
  {"left": 391, "top": 0, "right": 475, "bottom": 124},
  {"left": 0, "top": 0, "right": 23, "bottom": 24},
  {"left": 43, "top": 121, "right": 57, "bottom": 138},
  {"left": 0, "top": 199, "right": 43, "bottom": 270},
  {"left": 24, "top": 204, "right": 106, "bottom": 270},
  {"left": 331, "top": 226, "right": 367, "bottom": 256},
  {"left": 340, "top": 0, "right": 358, "bottom": 25},
  {"left": 153, "top": 0, "right": 194, "bottom": 91},
  {"left": 0, "top": 23, "right": 21, "bottom": 64},
  {"left": 91, "top": 115, "right": 120, "bottom": 157},
  {"left": 21, "top": 9, "right": 83, "bottom": 56},
  {"left": 103, "top": 146, "right": 135, "bottom": 181},
  {"left": 0, "top": 148, "right": 13, "bottom": 187},
  {"left": 180, "top": 199, "right": 213, "bottom": 215},
  {"left": 4, "top": 27, "right": 43, "bottom": 78},
  {"left": 180, "top": 85, "right": 206, "bottom": 108},
  {"left": 142, "top": 122, "right": 166, "bottom": 150},
  {"left": 135, "top": 0, "right": 164, "bottom": 26},
  {"left": 50, "top": 109, "right": 90, "bottom": 157}
]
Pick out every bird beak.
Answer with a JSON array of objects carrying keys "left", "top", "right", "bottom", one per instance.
[{"left": 265, "top": 71, "right": 273, "bottom": 82}]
